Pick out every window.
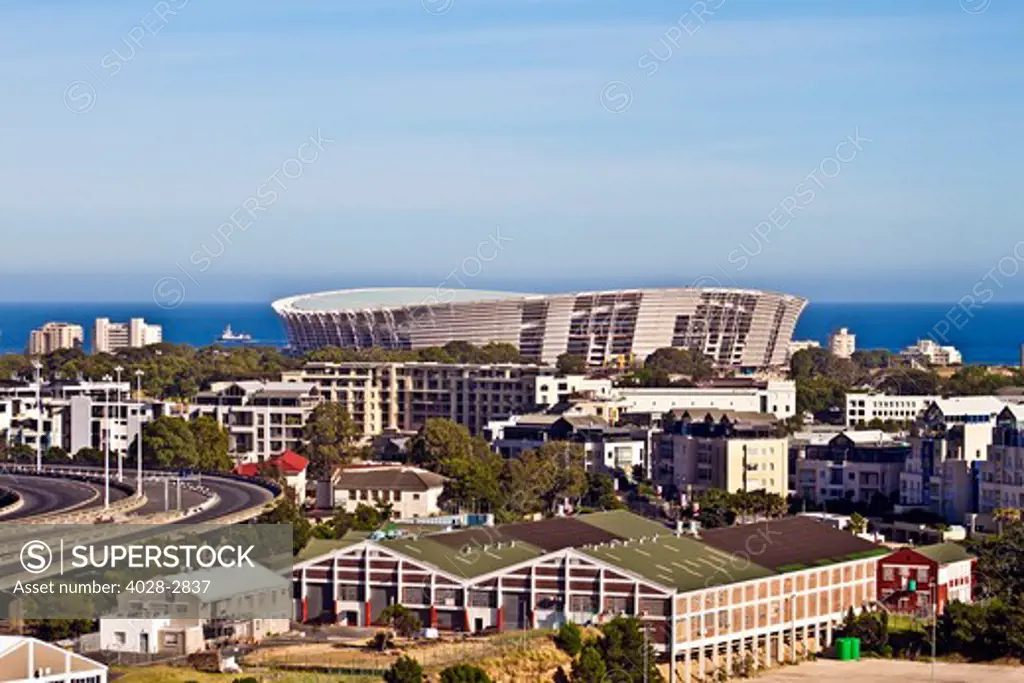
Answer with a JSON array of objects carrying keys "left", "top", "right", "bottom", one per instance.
[
  {"left": 917, "top": 567, "right": 928, "bottom": 583},
  {"left": 114, "top": 631, "right": 126, "bottom": 645},
  {"left": 413, "top": 493, "right": 421, "bottom": 500}
]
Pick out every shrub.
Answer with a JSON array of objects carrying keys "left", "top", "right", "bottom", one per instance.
[{"left": 554, "top": 621, "right": 583, "bottom": 657}]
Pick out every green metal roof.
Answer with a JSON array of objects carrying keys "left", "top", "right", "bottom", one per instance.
[
  {"left": 580, "top": 534, "right": 776, "bottom": 592},
  {"left": 914, "top": 543, "right": 974, "bottom": 566},
  {"left": 579, "top": 509, "right": 673, "bottom": 539},
  {"left": 296, "top": 533, "right": 368, "bottom": 563},
  {"left": 381, "top": 536, "right": 545, "bottom": 579}
]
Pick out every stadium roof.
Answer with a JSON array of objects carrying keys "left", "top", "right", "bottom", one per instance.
[
  {"left": 273, "top": 286, "right": 794, "bottom": 313},
  {"left": 274, "top": 287, "right": 534, "bottom": 312}
]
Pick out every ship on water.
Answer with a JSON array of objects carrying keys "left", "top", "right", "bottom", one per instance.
[{"left": 218, "top": 324, "right": 254, "bottom": 344}]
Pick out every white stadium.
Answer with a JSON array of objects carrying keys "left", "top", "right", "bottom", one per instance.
[{"left": 272, "top": 287, "right": 807, "bottom": 369}]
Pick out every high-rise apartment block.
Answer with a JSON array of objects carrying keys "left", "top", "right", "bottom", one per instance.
[
  {"left": 93, "top": 318, "right": 163, "bottom": 354},
  {"left": 27, "top": 322, "right": 84, "bottom": 355}
]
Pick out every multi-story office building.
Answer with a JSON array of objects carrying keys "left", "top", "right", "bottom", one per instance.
[
  {"left": 619, "top": 380, "right": 796, "bottom": 422},
  {"left": 828, "top": 328, "right": 855, "bottom": 359},
  {"left": 283, "top": 362, "right": 580, "bottom": 437},
  {"left": 792, "top": 431, "right": 910, "bottom": 505},
  {"left": 191, "top": 381, "right": 323, "bottom": 463},
  {"left": 274, "top": 287, "right": 807, "bottom": 369},
  {"left": 844, "top": 393, "right": 940, "bottom": 427},
  {"left": 900, "top": 396, "right": 1006, "bottom": 523},
  {"left": 93, "top": 317, "right": 163, "bottom": 354},
  {"left": 656, "top": 410, "right": 788, "bottom": 497},
  {"left": 27, "top": 321, "right": 84, "bottom": 355},
  {"left": 899, "top": 339, "right": 962, "bottom": 367},
  {"left": 294, "top": 511, "right": 885, "bottom": 681}
]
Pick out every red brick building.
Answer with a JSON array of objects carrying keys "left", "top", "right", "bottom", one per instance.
[{"left": 877, "top": 543, "right": 975, "bottom": 616}]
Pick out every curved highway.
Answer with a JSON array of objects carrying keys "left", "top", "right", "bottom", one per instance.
[
  {"left": 0, "top": 476, "right": 110, "bottom": 520},
  {"left": 178, "top": 475, "right": 276, "bottom": 523},
  {"left": 0, "top": 464, "right": 275, "bottom": 523}
]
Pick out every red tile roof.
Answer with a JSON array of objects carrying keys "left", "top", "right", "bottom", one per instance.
[{"left": 233, "top": 450, "right": 309, "bottom": 477}]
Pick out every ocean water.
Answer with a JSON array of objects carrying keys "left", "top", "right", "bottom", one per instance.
[{"left": 0, "top": 301, "right": 1022, "bottom": 366}]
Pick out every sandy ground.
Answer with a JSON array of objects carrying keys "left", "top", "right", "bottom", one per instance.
[{"left": 747, "top": 659, "right": 1024, "bottom": 682}]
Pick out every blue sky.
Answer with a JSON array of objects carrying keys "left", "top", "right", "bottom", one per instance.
[{"left": 1, "top": 0, "right": 1022, "bottom": 303}]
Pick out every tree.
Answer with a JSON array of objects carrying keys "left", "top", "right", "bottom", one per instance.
[
  {"left": 380, "top": 604, "right": 423, "bottom": 638},
  {"left": 141, "top": 416, "right": 197, "bottom": 468},
  {"left": 258, "top": 496, "right": 312, "bottom": 556},
  {"left": 303, "top": 403, "right": 359, "bottom": 478},
  {"left": 583, "top": 472, "right": 622, "bottom": 510},
  {"left": 412, "top": 419, "right": 504, "bottom": 513},
  {"left": 597, "top": 617, "right": 664, "bottom": 683},
  {"left": 73, "top": 447, "right": 104, "bottom": 465},
  {"left": 24, "top": 619, "right": 95, "bottom": 641},
  {"left": 189, "top": 415, "right": 232, "bottom": 471},
  {"left": 369, "top": 630, "right": 395, "bottom": 651},
  {"left": 385, "top": 656, "right": 424, "bottom": 683},
  {"left": 44, "top": 446, "right": 69, "bottom": 462},
  {"left": 500, "top": 442, "right": 587, "bottom": 517},
  {"left": 644, "top": 347, "right": 714, "bottom": 380},
  {"left": 848, "top": 512, "right": 867, "bottom": 535},
  {"left": 556, "top": 353, "right": 588, "bottom": 375},
  {"left": 439, "top": 664, "right": 493, "bottom": 683},
  {"left": 570, "top": 644, "right": 606, "bottom": 683},
  {"left": 554, "top": 621, "right": 583, "bottom": 657}
]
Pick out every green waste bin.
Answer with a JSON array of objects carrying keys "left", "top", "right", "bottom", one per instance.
[
  {"left": 836, "top": 637, "right": 853, "bottom": 661},
  {"left": 850, "top": 637, "right": 861, "bottom": 660}
]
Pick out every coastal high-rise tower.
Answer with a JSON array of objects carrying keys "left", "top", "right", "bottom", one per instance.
[
  {"left": 93, "top": 317, "right": 163, "bottom": 354},
  {"left": 27, "top": 322, "right": 84, "bottom": 356}
]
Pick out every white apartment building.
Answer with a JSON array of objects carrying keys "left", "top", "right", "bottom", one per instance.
[
  {"left": 316, "top": 464, "right": 446, "bottom": 518},
  {"left": 192, "top": 381, "right": 323, "bottom": 463},
  {"left": 900, "top": 396, "right": 1007, "bottom": 523},
  {"left": 485, "top": 413, "right": 650, "bottom": 478},
  {"left": 828, "top": 327, "right": 856, "bottom": 358},
  {"left": 979, "top": 404, "right": 1024, "bottom": 516},
  {"left": 27, "top": 321, "right": 84, "bottom": 355},
  {"left": 0, "top": 380, "right": 163, "bottom": 461},
  {"left": 618, "top": 380, "right": 796, "bottom": 421},
  {"left": 787, "top": 339, "right": 821, "bottom": 357},
  {"left": 792, "top": 431, "right": 910, "bottom": 505},
  {"left": 282, "top": 362, "right": 583, "bottom": 437},
  {"left": 93, "top": 317, "right": 163, "bottom": 354},
  {"left": 845, "top": 393, "right": 940, "bottom": 427},
  {"left": 900, "top": 339, "right": 963, "bottom": 366}
]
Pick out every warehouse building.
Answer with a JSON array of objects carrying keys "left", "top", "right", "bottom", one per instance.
[{"left": 294, "top": 511, "right": 886, "bottom": 680}]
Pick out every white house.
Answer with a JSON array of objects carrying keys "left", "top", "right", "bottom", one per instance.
[{"left": 316, "top": 464, "right": 446, "bottom": 518}]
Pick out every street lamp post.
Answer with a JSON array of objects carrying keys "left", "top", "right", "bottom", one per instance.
[
  {"left": 114, "top": 366, "right": 124, "bottom": 481},
  {"left": 31, "top": 360, "right": 42, "bottom": 472},
  {"left": 135, "top": 369, "right": 145, "bottom": 498},
  {"left": 102, "top": 374, "right": 112, "bottom": 508}
]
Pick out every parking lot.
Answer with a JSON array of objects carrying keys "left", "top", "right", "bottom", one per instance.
[{"left": 749, "top": 659, "right": 1024, "bottom": 682}]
